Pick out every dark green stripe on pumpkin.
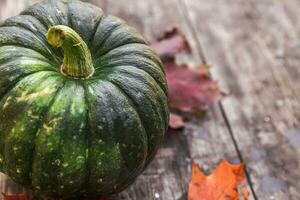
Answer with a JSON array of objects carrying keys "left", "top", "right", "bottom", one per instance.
[
  {"left": 3, "top": 15, "right": 64, "bottom": 63},
  {"left": 0, "top": 45, "right": 55, "bottom": 65},
  {"left": 84, "top": 80, "right": 147, "bottom": 195},
  {"left": 0, "top": 46, "right": 57, "bottom": 101},
  {"left": 103, "top": 66, "right": 169, "bottom": 165},
  {"left": 91, "top": 15, "right": 146, "bottom": 59},
  {"left": 0, "top": 26, "right": 58, "bottom": 63},
  {"left": 90, "top": 16, "right": 128, "bottom": 55},
  {"left": 67, "top": 0, "right": 104, "bottom": 45},
  {"left": 94, "top": 43, "right": 167, "bottom": 95},
  {"left": 0, "top": 71, "right": 64, "bottom": 185},
  {"left": 21, "top": 0, "right": 69, "bottom": 29}
]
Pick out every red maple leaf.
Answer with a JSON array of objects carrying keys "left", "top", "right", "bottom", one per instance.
[
  {"left": 151, "top": 27, "right": 220, "bottom": 129},
  {"left": 169, "top": 113, "right": 185, "bottom": 129},
  {"left": 150, "top": 26, "right": 190, "bottom": 62},
  {"left": 166, "top": 63, "right": 220, "bottom": 113}
]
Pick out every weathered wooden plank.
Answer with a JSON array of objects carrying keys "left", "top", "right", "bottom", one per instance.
[
  {"left": 0, "top": 0, "right": 242, "bottom": 199},
  {"left": 180, "top": 0, "right": 300, "bottom": 199},
  {"left": 150, "top": 1, "right": 257, "bottom": 199}
]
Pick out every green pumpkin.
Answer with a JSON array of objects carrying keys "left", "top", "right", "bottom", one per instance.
[{"left": 0, "top": 0, "right": 168, "bottom": 198}]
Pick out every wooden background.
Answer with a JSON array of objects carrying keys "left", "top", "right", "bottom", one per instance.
[{"left": 1, "top": 0, "right": 300, "bottom": 199}]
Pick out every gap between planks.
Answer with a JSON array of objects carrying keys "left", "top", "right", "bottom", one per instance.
[
  {"left": 180, "top": 0, "right": 300, "bottom": 199},
  {"left": 175, "top": 0, "right": 258, "bottom": 199}
]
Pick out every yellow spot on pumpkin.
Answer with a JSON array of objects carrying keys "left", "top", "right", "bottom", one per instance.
[
  {"left": 73, "top": 42, "right": 81, "bottom": 47},
  {"left": 63, "top": 163, "right": 69, "bottom": 168},
  {"left": 13, "top": 146, "right": 18, "bottom": 152},
  {"left": 97, "top": 178, "right": 103, "bottom": 183},
  {"left": 16, "top": 87, "right": 55, "bottom": 101},
  {"left": 76, "top": 156, "right": 85, "bottom": 162},
  {"left": 3, "top": 96, "right": 12, "bottom": 109},
  {"left": 27, "top": 110, "right": 40, "bottom": 120},
  {"left": 85, "top": 149, "right": 89, "bottom": 157},
  {"left": 53, "top": 159, "right": 61, "bottom": 166},
  {"left": 43, "top": 123, "right": 53, "bottom": 132},
  {"left": 49, "top": 117, "right": 62, "bottom": 125}
]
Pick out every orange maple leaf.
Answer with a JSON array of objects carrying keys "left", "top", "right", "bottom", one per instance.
[{"left": 188, "top": 160, "right": 249, "bottom": 200}]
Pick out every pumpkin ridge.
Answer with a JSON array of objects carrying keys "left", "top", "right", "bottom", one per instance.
[
  {"left": 29, "top": 79, "right": 66, "bottom": 189},
  {"left": 20, "top": 4, "right": 68, "bottom": 61},
  {"left": 49, "top": 0, "right": 67, "bottom": 26},
  {"left": 20, "top": 10, "right": 49, "bottom": 30},
  {"left": 0, "top": 46, "right": 59, "bottom": 71},
  {"left": 66, "top": 2, "right": 74, "bottom": 35},
  {"left": 3, "top": 15, "right": 64, "bottom": 60},
  {"left": 88, "top": 14, "right": 105, "bottom": 48},
  {"left": 97, "top": 63, "right": 167, "bottom": 96},
  {"left": 106, "top": 81, "right": 148, "bottom": 182},
  {"left": 94, "top": 49, "right": 162, "bottom": 70},
  {"left": 4, "top": 15, "right": 46, "bottom": 39},
  {"left": 0, "top": 25, "right": 60, "bottom": 64},
  {"left": 104, "top": 66, "right": 168, "bottom": 129},
  {"left": 84, "top": 80, "right": 122, "bottom": 195},
  {"left": 108, "top": 81, "right": 148, "bottom": 155},
  {"left": 0, "top": 72, "right": 64, "bottom": 186},
  {"left": 91, "top": 16, "right": 124, "bottom": 56},
  {"left": 94, "top": 43, "right": 164, "bottom": 72},
  {"left": 110, "top": 78, "right": 163, "bottom": 166},
  {"left": 81, "top": 82, "right": 92, "bottom": 195},
  {"left": 0, "top": 42, "right": 56, "bottom": 66},
  {"left": 104, "top": 67, "right": 168, "bottom": 164},
  {"left": 0, "top": 70, "right": 59, "bottom": 102},
  {"left": 48, "top": 84, "right": 67, "bottom": 197},
  {"left": 95, "top": 41, "right": 147, "bottom": 63},
  {"left": 21, "top": 0, "right": 69, "bottom": 30},
  {"left": 0, "top": 53, "right": 55, "bottom": 67}
]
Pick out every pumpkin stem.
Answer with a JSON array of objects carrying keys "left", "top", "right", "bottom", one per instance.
[{"left": 46, "top": 25, "right": 94, "bottom": 79}]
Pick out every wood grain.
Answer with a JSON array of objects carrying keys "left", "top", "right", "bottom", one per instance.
[
  {"left": 2, "top": 0, "right": 300, "bottom": 199},
  {"left": 180, "top": 0, "right": 300, "bottom": 199}
]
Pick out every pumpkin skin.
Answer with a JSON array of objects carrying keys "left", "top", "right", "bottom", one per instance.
[{"left": 0, "top": 0, "right": 168, "bottom": 199}]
